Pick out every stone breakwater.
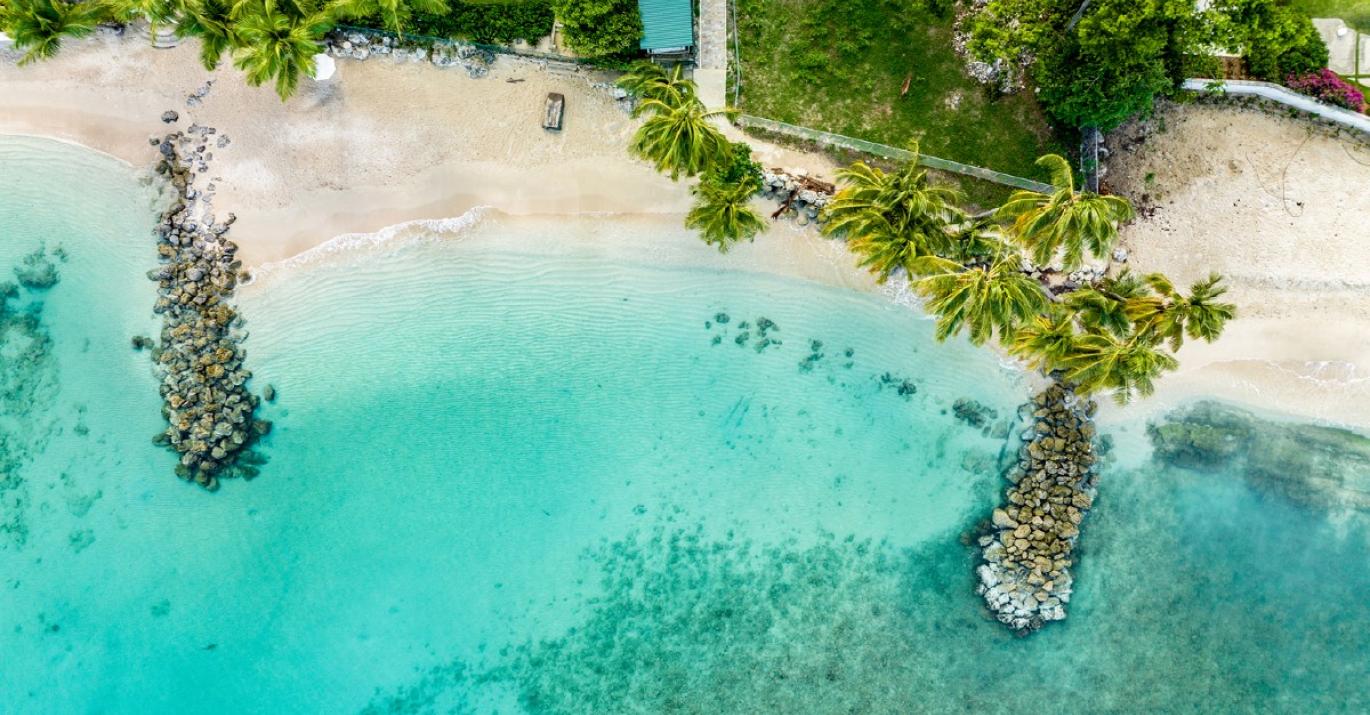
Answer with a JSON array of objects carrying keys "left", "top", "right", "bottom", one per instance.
[
  {"left": 976, "top": 382, "right": 1098, "bottom": 634},
  {"left": 147, "top": 122, "right": 268, "bottom": 490}
]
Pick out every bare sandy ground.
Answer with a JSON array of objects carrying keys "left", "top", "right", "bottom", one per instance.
[
  {"left": 0, "top": 31, "right": 846, "bottom": 273},
  {"left": 1106, "top": 103, "right": 1370, "bottom": 428}
]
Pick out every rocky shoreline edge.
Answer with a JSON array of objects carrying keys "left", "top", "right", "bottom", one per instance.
[
  {"left": 145, "top": 117, "right": 270, "bottom": 490},
  {"left": 976, "top": 382, "right": 1099, "bottom": 634}
]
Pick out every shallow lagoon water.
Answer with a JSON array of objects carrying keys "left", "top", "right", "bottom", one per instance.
[{"left": 2, "top": 136, "right": 1369, "bottom": 713}]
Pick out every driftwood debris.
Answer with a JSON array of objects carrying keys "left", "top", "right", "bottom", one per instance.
[
  {"left": 771, "top": 190, "right": 797, "bottom": 219},
  {"left": 768, "top": 169, "right": 835, "bottom": 195}
]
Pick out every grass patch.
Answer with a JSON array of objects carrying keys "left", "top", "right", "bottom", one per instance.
[
  {"left": 735, "top": 0, "right": 1066, "bottom": 193},
  {"left": 1290, "top": 0, "right": 1370, "bottom": 32}
]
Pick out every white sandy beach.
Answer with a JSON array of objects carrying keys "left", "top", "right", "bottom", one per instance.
[
  {"left": 3, "top": 35, "right": 1369, "bottom": 429},
  {"left": 1106, "top": 104, "right": 1370, "bottom": 429},
  {"left": 0, "top": 33, "right": 853, "bottom": 283}
]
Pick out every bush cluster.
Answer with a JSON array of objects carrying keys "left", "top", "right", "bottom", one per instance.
[
  {"left": 967, "top": 0, "right": 1331, "bottom": 129},
  {"left": 552, "top": 0, "right": 641, "bottom": 57},
  {"left": 1286, "top": 68, "right": 1367, "bottom": 111},
  {"left": 382, "top": 1, "right": 554, "bottom": 44}
]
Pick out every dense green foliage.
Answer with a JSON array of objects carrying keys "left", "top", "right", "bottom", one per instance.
[
  {"left": 176, "top": 0, "right": 238, "bottom": 69},
  {"left": 818, "top": 148, "right": 1234, "bottom": 404},
  {"left": 382, "top": 0, "right": 552, "bottom": 43},
  {"left": 331, "top": 0, "right": 448, "bottom": 36},
  {"left": 735, "top": 0, "right": 1063, "bottom": 203},
  {"left": 1, "top": 0, "right": 557, "bottom": 97},
  {"left": 1213, "top": 0, "right": 1328, "bottom": 80},
  {"left": 551, "top": 0, "right": 639, "bottom": 56},
  {"left": 968, "top": 0, "right": 1329, "bottom": 128}
]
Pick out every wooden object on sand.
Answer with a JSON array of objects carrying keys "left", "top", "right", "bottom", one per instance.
[{"left": 543, "top": 92, "right": 565, "bottom": 131}]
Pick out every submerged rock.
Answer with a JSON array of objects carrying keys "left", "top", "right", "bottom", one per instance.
[
  {"left": 977, "top": 382, "right": 1098, "bottom": 635},
  {"left": 952, "top": 398, "right": 998, "bottom": 429},
  {"left": 1149, "top": 401, "right": 1370, "bottom": 510},
  {"left": 13, "top": 247, "right": 59, "bottom": 290}
]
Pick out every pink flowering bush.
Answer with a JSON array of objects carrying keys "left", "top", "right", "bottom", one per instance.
[{"left": 1285, "top": 69, "right": 1366, "bottom": 112}]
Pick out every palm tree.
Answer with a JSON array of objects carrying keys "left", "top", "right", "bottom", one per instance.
[
  {"left": 998, "top": 153, "right": 1135, "bottom": 270},
  {"left": 685, "top": 175, "right": 765, "bottom": 253},
  {"left": 1009, "top": 308, "right": 1079, "bottom": 372},
  {"left": 943, "top": 213, "right": 1011, "bottom": 265},
  {"left": 911, "top": 253, "right": 1049, "bottom": 346},
  {"left": 1126, "top": 272, "right": 1237, "bottom": 350},
  {"left": 1062, "top": 267, "right": 1152, "bottom": 337},
  {"left": 107, "top": 0, "right": 179, "bottom": 40},
  {"left": 231, "top": 0, "right": 330, "bottom": 100},
  {"left": 1059, "top": 330, "right": 1179, "bottom": 404},
  {"left": 845, "top": 215, "right": 955, "bottom": 283},
  {"left": 176, "top": 0, "right": 238, "bottom": 70},
  {"left": 617, "top": 61, "right": 695, "bottom": 107},
  {"left": 2, "top": 0, "right": 108, "bottom": 65},
  {"left": 822, "top": 151, "right": 962, "bottom": 243},
  {"left": 328, "top": 0, "right": 446, "bottom": 36},
  {"left": 1065, "top": 288, "right": 1131, "bottom": 338},
  {"left": 628, "top": 96, "right": 734, "bottom": 180}
]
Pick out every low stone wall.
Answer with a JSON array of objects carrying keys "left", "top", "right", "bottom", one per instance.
[
  {"left": 147, "top": 118, "right": 268, "bottom": 490},
  {"left": 976, "top": 382, "right": 1099, "bottom": 634},
  {"left": 325, "top": 30, "right": 498, "bottom": 78}
]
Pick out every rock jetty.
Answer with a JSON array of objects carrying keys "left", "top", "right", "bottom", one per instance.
[
  {"left": 976, "top": 382, "right": 1098, "bottom": 634},
  {"left": 147, "top": 121, "right": 267, "bottom": 490}
]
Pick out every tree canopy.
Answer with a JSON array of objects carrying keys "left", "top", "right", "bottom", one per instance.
[
  {"left": 551, "top": 0, "right": 640, "bottom": 57},
  {"left": 966, "top": 0, "right": 1327, "bottom": 129}
]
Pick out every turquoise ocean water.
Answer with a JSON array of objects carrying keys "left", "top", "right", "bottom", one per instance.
[{"left": 2, "top": 135, "right": 1368, "bottom": 713}]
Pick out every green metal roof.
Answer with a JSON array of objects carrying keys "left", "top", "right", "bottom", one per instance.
[{"left": 638, "top": 0, "right": 694, "bottom": 51}]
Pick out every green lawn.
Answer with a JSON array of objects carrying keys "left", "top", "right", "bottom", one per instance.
[
  {"left": 734, "top": 0, "right": 1065, "bottom": 201},
  {"left": 1290, "top": 0, "right": 1370, "bottom": 31}
]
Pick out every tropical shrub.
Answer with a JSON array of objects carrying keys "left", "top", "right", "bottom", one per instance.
[
  {"left": 709, "top": 141, "right": 764, "bottom": 188},
  {"left": 551, "top": 0, "right": 640, "bottom": 57},
  {"left": 386, "top": 0, "right": 553, "bottom": 43},
  {"left": 967, "top": 0, "right": 1327, "bottom": 128},
  {"left": 1211, "top": 0, "right": 1327, "bottom": 80},
  {"left": 331, "top": 0, "right": 449, "bottom": 36},
  {"left": 1034, "top": 0, "right": 1200, "bottom": 130},
  {"left": 1286, "top": 69, "right": 1366, "bottom": 111}
]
